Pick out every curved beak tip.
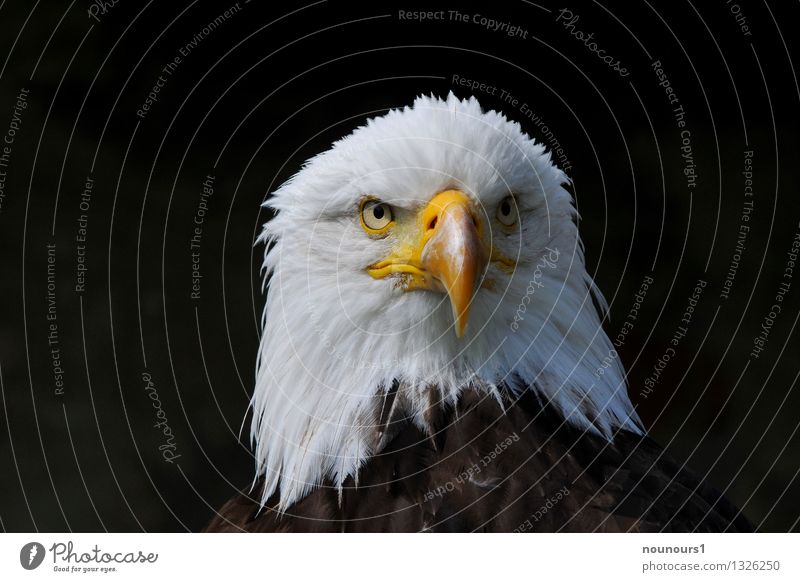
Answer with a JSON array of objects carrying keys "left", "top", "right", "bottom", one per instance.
[
  {"left": 454, "top": 315, "right": 468, "bottom": 338},
  {"left": 420, "top": 196, "right": 486, "bottom": 339}
]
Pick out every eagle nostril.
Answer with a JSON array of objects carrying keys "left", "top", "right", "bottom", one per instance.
[{"left": 427, "top": 215, "right": 438, "bottom": 231}]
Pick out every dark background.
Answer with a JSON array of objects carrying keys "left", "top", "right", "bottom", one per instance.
[{"left": 0, "top": 0, "right": 798, "bottom": 531}]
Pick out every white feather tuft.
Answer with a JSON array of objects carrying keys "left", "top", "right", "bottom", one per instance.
[{"left": 251, "top": 93, "right": 642, "bottom": 511}]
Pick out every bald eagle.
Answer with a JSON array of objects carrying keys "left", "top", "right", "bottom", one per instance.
[{"left": 206, "top": 94, "right": 752, "bottom": 532}]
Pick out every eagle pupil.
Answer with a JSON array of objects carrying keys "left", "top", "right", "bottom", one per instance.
[{"left": 501, "top": 200, "right": 511, "bottom": 216}]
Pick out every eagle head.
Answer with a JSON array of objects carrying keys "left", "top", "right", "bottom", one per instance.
[{"left": 251, "top": 93, "right": 640, "bottom": 509}]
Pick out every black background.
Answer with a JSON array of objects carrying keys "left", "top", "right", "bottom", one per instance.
[{"left": 0, "top": 0, "right": 798, "bottom": 531}]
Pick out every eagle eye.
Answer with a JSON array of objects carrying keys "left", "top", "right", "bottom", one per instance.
[
  {"left": 496, "top": 196, "right": 518, "bottom": 227},
  {"left": 360, "top": 199, "right": 395, "bottom": 234}
]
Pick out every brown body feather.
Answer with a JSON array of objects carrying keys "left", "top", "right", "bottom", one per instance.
[{"left": 205, "top": 387, "right": 752, "bottom": 532}]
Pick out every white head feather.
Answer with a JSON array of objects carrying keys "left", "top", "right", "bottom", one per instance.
[{"left": 251, "top": 93, "right": 641, "bottom": 510}]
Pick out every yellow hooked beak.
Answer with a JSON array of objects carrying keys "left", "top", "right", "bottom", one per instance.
[{"left": 367, "top": 190, "right": 487, "bottom": 337}]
